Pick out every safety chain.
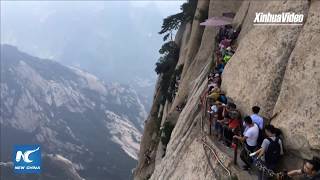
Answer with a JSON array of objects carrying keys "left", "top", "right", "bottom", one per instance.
[
  {"left": 201, "top": 94, "right": 286, "bottom": 180},
  {"left": 255, "top": 159, "right": 277, "bottom": 177},
  {"left": 200, "top": 95, "right": 232, "bottom": 178},
  {"left": 255, "top": 159, "right": 289, "bottom": 180}
]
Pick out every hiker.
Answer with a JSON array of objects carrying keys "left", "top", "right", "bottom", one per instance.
[
  {"left": 223, "top": 110, "right": 241, "bottom": 147},
  {"left": 214, "top": 102, "right": 226, "bottom": 140},
  {"left": 223, "top": 103, "right": 240, "bottom": 118},
  {"left": 207, "top": 79, "right": 217, "bottom": 89},
  {"left": 212, "top": 73, "right": 221, "bottom": 87},
  {"left": 217, "top": 25, "right": 232, "bottom": 42},
  {"left": 225, "top": 46, "right": 234, "bottom": 56},
  {"left": 224, "top": 25, "right": 233, "bottom": 38},
  {"left": 220, "top": 103, "right": 241, "bottom": 145},
  {"left": 207, "top": 87, "right": 221, "bottom": 102},
  {"left": 219, "top": 37, "right": 231, "bottom": 51},
  {"left": 233, "top": 116, "right": 259, "bottom": 170},
  {"left": 224, "top": 103, "right": 241, "bottom": 146},
  {"left": 208, "top": 72, "right": 214, "bottom": 79},
  {"left": 287, "top": 156, "right": 320, "bottom": 180},
  {"left": 215, "top": 63, "right": 225, "bottom": 74},
  {"left": 223, "top": 54, "right": 232, "bottom": 64},
  {"left": 226, "top": 27, "right": 235, "bottom": 40},
  {"left": 218, "top": 92, "right": 227, "bottom": 105},
  {"left": 209, "top": 104, "right": 218, "bottom": 114},
  {"left": 231, "top": 26, "right": 240, "bottom": 40},
  {"left": 208, "top": 103, "right": 219, "bottom": 135},
  {"left": 221, "top": 46, "right": 227, "bottom": 57},
  {"left": 250, "top": 106, "right": 264, "bottom": 130},
  {"left": 241, "top": 106, "right": 264, "bottom": 145},
  {"left": 247, "top": 106, "right": 265, "bottom": 146},
  {"left": 251, "top": 125, "right": 284, "bottom": 180}
]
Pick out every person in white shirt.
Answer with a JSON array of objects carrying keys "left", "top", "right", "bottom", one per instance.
[{"left": 234, "top": 116, "right": 259, "bottom": 170}]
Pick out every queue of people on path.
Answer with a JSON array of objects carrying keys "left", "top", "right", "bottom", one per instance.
[
  {"left": 204, "top": 25, "right": 320, "bottom": 180},
  {"left": 208, "top": 100, "right": 320, "bottom": 179},
  {"left": 214, "top": 25, "right": 239, "bottom": 74}
]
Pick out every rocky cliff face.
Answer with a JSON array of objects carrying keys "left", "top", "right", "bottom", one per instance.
[
  {"left": 222, "top": 0, "right": 319, "bottom": 158},
  {"left": 135, "top": 0, "right": 320, "bottom": 179},
  {"left": 0, "top": 45, "right": 147, "bottom": 180}
]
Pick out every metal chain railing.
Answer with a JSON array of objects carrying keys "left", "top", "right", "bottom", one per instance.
[
  {"left": 199, "top": 94, "right": 232, "bottom": 178},
  {"left": 200, "top": 93, "right": 284, "bottom": 180},
  {"left": 255, "top": 159, "right": 278, "bottom": 177}
]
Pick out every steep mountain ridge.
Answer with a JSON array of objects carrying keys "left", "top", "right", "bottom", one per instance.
[
  {"left": 135, "top": 0, "right": 320, "bottom": 179},
  {"left": 0, "top": 44, "right": 146, "bottom": 180}
]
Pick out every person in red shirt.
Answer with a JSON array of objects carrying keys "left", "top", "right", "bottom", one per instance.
[
  {"left": 224, "top": 117, "right": 240, "bottom": 147},
  {"left": 222, "top": 103, "right": 241, "bottom": 147}
]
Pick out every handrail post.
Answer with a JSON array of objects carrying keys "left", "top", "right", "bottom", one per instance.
[{"left": 233, "top": 139, "right": 238, "bottom": 165}]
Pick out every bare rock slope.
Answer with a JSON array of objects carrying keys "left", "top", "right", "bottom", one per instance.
[{"left": 135, "top": 0, "right": 320, "bottom": 179}]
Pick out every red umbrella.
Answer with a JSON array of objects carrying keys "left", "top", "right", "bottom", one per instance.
[{"left": 200, "top": 16, "right": 233, "bottom": 27}]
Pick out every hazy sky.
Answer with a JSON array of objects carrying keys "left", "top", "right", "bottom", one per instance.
[
  {"left": 1, "top": 1, "right": 184, "bottom": 47},
  {"left": 0, "top": 1, "right": 185, "bottom": 85}
]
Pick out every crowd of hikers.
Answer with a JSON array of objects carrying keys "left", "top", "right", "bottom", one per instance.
[{"left": 203, "top": 24, "right": 320, "bottom": 180}]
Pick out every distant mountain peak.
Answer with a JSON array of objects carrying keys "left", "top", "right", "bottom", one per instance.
[{"left": 1, "top": 45, "right": 145, "bottom": 179}]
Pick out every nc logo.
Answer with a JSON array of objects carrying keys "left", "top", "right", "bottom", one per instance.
[
  {"left": 13, "top": 145, "right": 41, "bottom": 174},
  {"left": 15, "top": 147, "right": 40, "bottom": 163}
]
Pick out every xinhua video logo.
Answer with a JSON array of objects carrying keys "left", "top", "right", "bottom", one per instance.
[
  {"left": 13, "top": 145, "right": 41, "bottom": 174},
  {"left": 253, "top": 12, "right": 304, "bottom": 26}
]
